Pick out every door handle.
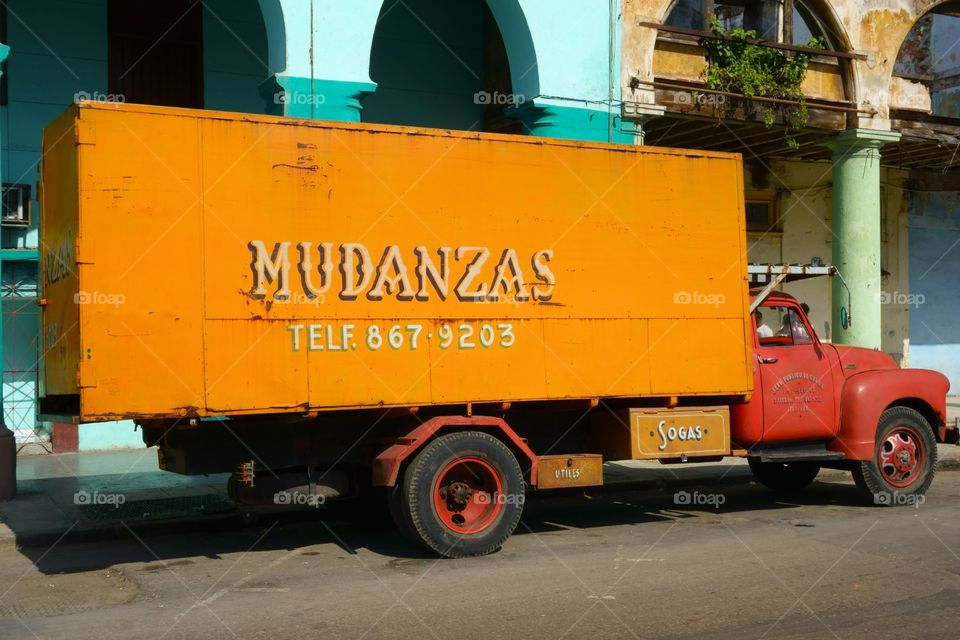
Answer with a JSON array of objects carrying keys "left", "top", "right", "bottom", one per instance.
[{"left": 758, "top": 356, "right": 778, "bottom": 364}]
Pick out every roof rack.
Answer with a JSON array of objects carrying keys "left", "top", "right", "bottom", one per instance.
[{"left": 748, "top": 258, "right": 853, "bottom": 329}]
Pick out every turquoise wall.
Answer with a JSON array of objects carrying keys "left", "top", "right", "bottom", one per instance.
[
  {"left": 1, "top": 0, "right": 634, "bottom": 449},
  {"left": 78, "top": 420, "right": 144, "bottom": 451},
  {"left": 1, "top": 0, "right": 269, "bottom": 242},
  {"left": 269, "top": 0, "right": 633, "bottom": 141},
  {"left": 203, "top": 0, "right": 271, "bottom": 113},
  {"left": 1, "top": 0, "right": 108, "bottom": 442},
  {"left": 0, "top": 0, "right": 268, "bottom": 448},
  {"left": 2, "top": 263, "right": 40, "bottom": 442},
  {"left": 3, "top": 0, "right": 108, "bottom": 251}
]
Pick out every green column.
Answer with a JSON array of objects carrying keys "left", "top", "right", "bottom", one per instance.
[{"left": 821, "top": 128, "right": 900, "bottom": 349}]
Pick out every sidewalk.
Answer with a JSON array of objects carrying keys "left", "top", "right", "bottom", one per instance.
[
  {"left": 0, "top": 449, "right": 234, "bottom": 549},
  {"left": 2, "top": 443, "right": 959, "bottom": 550}
]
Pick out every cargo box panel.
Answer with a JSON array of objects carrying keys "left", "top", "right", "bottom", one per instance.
[{"left": 41, "top": 102, "right": 754, "bottom": 421}]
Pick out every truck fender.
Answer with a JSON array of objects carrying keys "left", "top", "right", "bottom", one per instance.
[
  {"left": 829, "top": 369, "right": 950, "bottom": 460},
  {"left": 371, "top": 415, "right": 539, "bottom": 487}
]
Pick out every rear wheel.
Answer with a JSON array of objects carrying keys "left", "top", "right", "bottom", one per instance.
[
  {"left": 748, "top": 458, "right": 821, "bottom": 493},
  {"left": 389, "top": 430, "right": 525, "bottom": 558},
  {"left": 852, "top": 406, "right": 936, "bottom": 505}
]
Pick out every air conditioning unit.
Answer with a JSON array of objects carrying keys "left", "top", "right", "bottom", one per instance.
[{"left": 2, "top": 183, "right": 31, "bottom": 228}]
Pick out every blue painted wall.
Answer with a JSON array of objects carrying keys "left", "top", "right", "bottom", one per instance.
[
  {"left": 908, "top": 190, "right": 960, "bottom": 390},
  {"left": 931, "top": 14, "right": 960, "bottom": 119}
]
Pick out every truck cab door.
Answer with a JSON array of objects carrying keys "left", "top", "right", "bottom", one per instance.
[{"left": 754, "top": 302, "right": 836, "bottom": 443}]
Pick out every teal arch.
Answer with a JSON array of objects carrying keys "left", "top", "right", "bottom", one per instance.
[
  {"left": 484, "top": 0, "right": 540, "bottom": 101},
  {"left": 256, "top": 0, "right": 287, "bottom": 75},
  {"left": 363, "top": 0, "right": 541, "bottom": 131},
  {"left": 365, "top": 0, "right": 540, "bottom": 104}
]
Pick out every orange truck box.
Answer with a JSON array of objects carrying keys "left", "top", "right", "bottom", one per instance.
[{"left": 41, "top": 102, "right": 752, "bottom": 422}]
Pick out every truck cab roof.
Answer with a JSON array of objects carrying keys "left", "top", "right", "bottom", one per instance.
[{"left": 749, "top": 290, "right": 801, "bottom": 305}]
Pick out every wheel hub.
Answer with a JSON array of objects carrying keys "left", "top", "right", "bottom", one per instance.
[
  {"left": 878, "top": 427, "right": 923, "bottom": 488},
  {"left": 439, "top": 481, "right": 474, "bottom": 510},
  {"left": 433, "top": 457, "right": 503, "bottom": 534}
]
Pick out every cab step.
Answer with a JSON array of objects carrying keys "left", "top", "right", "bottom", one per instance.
[{"left": 751, "top": 443, "right": 845, "bottom": 463}]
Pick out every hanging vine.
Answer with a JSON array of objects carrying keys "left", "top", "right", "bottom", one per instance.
[{"left": 698, "top": 16, "right": 825, "bottom": 148}]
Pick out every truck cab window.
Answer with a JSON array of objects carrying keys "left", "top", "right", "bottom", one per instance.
[{"left": 759, "top": 305, "right": 812, "bottom": 347}]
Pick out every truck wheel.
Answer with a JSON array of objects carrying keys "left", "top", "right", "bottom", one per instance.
[
  {"left": 389, "top": 430, "right": 525, "bottom": 558},
  {"left": 748, "top": 458, "right": 821, "bottom": 493},
  {"left": 852, "top": 406, "right": 937, "bottom": 505}
]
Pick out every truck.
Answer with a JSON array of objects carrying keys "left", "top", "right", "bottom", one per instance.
[{"left": 39, "top": 102, "right": 955, "bottom": 558}]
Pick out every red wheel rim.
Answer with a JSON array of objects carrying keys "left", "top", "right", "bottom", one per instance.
[
  {"left": 877, "top": 426, "right": 924, "bottom": 488},
  {"left": 433, "top": 457, "right": 503, "bottom": 534}
]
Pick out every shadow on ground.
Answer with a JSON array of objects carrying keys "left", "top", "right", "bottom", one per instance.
[{"left": 15, "top": 474, "right": 876, "bottom": 574}]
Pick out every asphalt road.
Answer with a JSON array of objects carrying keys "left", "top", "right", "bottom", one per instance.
[{"left": 1, "top": 469, "right": 959, "bottom": 640}]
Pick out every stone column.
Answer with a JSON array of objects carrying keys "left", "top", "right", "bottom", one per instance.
[
  {"left": 622, "top": 102, "right": 666, "bottom": 145},
  {"left": 820, "top": 128, "right": 900, "bottom": 349}
]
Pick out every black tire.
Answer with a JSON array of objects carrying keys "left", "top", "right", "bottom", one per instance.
[
  {"left": 389, "top": 430, "right": 525, "bottom": 558},
  {"left": 748, "top": 458, "right": 821, "bottom": 493},
  {"left": 852, "top": 406, "right": 937, "bottom": 505}
]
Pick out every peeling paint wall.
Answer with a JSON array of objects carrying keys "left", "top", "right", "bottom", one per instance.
[
  {"left": 894, "top": 14, "right": 932, "bottom": 77},
  {"left": 931, "top": 14, "right": 960, "bottom": 117},
  {"left": 623, "top": 0, "right": 960, "bottom": 129}
]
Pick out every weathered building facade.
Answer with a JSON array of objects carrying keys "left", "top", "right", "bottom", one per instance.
[{"left": 622, "top": 0, "right": 960, "bottom": 387}]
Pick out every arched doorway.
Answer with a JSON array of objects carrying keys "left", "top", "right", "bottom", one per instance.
[
  {"left": 107, "top": 0, "right": 271, "bottom": 113},
  {"left": 362, "top": 0, "right": 525, "bottom": 133}
]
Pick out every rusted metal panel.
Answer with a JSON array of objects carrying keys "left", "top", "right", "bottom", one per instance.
[{"left": 41, "top": 102, "right": 753, "bottom": 422}]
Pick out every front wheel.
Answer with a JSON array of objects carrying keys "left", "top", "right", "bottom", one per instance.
[
  {"left": 748, "top": 458, "right": 821, "bottom": 493},
  {"left": 852, "top": 406, "right": 937, "bottom": 505},
  {"left": 389, "top": 430, "right": 525, "bottom": 558}
]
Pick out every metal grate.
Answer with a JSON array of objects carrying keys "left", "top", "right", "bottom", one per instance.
[{"left": 76, "top": 494, "right": 236, "bottom": 522}]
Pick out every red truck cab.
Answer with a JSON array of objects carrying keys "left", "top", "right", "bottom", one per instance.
[{"left": 732, "top": 291, "right": 953, "bottom": 500}]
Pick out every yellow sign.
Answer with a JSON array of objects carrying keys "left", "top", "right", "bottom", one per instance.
[
  {"left": 536, "top": 455, "right": 604, "bottom": 489},
  {"left": 631, "top": 407, "right": 731, "bottom": 460}
]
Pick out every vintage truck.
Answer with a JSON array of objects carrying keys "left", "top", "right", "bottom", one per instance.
[{"left": 39, "top": 102, "right": 953, "bottom": 557}]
